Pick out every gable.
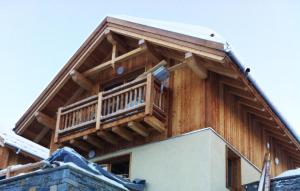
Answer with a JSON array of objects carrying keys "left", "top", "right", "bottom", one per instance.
[{"left": 12, "top": 16, "right": 300, "bottom": 172}]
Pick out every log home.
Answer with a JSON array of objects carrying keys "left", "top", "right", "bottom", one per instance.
[{"left": 13, "top": 16, "right": 300, "bottom": 190}]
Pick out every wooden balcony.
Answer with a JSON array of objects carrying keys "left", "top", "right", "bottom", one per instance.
[{"left": 54, "top": 74, "right": 168, "bottom": 147}]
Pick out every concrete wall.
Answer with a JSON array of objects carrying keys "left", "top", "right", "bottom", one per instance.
[{"left": 92, "top": 128, "right": 261, "bottom": 191}]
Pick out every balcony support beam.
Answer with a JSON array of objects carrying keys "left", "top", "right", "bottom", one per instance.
[
  {"left": 128, "top": 121, "right": 149, "bottom": 137},
  {"left": 144, "top": 116, "right": 165, "bottom": 133},
  {"left": 97, "top": 131, "right": 118, "bottom": 145},
  {"left": 69, "top": 139, "right": 90, "bottom": 153},
  {"left": 34, "top": 127, "right": 50, "bottom": 143},
  {"left": 70, "top": 70, "right": 94, "bottom": 92},
  {"left": 112, "top": 126, "right": 133, "bottom": 142},
  {"left": 83, "top": 135, "right": 103, "bottom": 149}
]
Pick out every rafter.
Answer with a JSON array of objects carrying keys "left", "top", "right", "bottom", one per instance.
[
  {"left": 184, "top": 52, "right": 207, "bottom": 79},
  {"left": 220, "top": 77, "right": 248, "bottom": 91},
  {"left": 112, "top": 126, "right": 133, "bottom": 141},
  {"left": 69, "top": 139, "right": 90, "bottom": 152},
  {"left": 70, "top": 70, "right": 94, "bottom": 92},
  {"left": 83, "top": 135, "right": 104, "bottom": 149},
  {"left": 128, "top": 121, "right": 149, "bottom": 137},
  {"left": 227, "top": 86, "right": 257, "bottom": 102},
  {"left": 97, "top": 131, "right": 118, "bottom": 145},
  {"left": 34, "top": 112, "right": 56, "bottom": 130}
]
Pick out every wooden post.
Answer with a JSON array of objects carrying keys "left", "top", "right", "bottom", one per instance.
[
  {"left": 54, "top": 107, "right": 62, "bottom": 143},
  {"left": 145, "top": 73, "right": 154, "bottom": 115},
  {"left": 96, "top": 92, "right": 103, "bottom": 130}
]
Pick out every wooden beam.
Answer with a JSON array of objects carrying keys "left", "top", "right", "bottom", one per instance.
[
  {"left": 220, "top": 77, "right": 248, "bottom": 91},
  {"left": 112, "top": 126, "right": 133, "bottom": 141},
  {"left": 139, "top": 39, "right": 163, "bottom": 63},
  {"left": 34, "top": 127, "right": 49, "bottom": 143},
  {"left": 105, "top": 30, "right": 127, "bottom": 54},
  {"left": 144, "top": 116, "right": 165, "bottom": 133},
  {"left": 184, "top": 52, "right": 207, "bottom": 79},
  {"left": 83, "top": 43, "right": 147, "bottom": 77},
  {"left": 69, "top": 139, "right": 90, "bottom": 152},
  {"left": 205, "top": 64, "right": 238, "bottom": 79},
  {"left": 227, "top": 86, "right": 257, "bottom": 102},
  {"left": 168, "top": 62, "right": 186, "bottom": 72},
  {"left": 128, "top": 121, "right": 149, "bottom": 137},
  {"left": 34, "top": 112, "right": 56, "bottom": 130},
  {"left": 83, "top": 135, "right": 104, "bottom": 149},
  {"left": 97, "top": 131, "right": 118, "bottom": 145},
  {"left": 237, "top": 97, "right": 265, "bottom": 112},
  {"left": 70, "top": 70, "right": 94, "bottom": 92}
]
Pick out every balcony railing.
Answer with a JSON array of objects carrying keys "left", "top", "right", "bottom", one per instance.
[{"left": 55, "top": 74, "right": 168, "bottom": 141}]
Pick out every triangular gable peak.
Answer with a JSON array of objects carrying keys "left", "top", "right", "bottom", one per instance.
[{"left": 13, "top": 16, "right": 300, "bottom": 172}]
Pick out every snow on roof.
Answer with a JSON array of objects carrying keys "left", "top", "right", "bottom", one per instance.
[
  {"left": 109, "top": 15, "right": 229, "bottom": 50},
  {"left": 0, "top": 131, "right": 49, "bottom": 160},
  {"left": 275, "top": 168, "right": 300, "bottom": 179}
]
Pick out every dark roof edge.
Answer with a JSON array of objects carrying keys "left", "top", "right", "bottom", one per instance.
[{"left": 227, "top": 50, "right": 300, "bottom": 143}]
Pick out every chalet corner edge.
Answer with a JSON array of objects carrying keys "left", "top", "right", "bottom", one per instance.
[{"left": 12, "top": 15, "right": 300, "bottom": 179}]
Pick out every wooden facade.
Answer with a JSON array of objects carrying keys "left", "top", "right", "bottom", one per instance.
[{"left": 13, "top": 16, "right": 300, "bottom": 177}]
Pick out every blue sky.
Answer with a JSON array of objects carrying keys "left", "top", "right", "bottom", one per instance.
[{"left": 0, "top": 1, "right": 299, "bottom": 137}]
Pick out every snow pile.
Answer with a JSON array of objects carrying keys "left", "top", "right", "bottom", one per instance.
[
  {"left": 0, "top": 131, "right": 49, "bottom": 159},
  {"left": 109, "top": 15, "right": 229, "bottom": 49},
  {"left": 275, "top": 168, "right": 300, "bottom": 179},
  {"left": 58, "top": 162, "right": 128, "bottom": 190}
]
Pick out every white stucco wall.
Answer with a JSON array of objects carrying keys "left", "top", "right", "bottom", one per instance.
[{"left": 91, "top": 128, "right": 260, "bottom": 191}]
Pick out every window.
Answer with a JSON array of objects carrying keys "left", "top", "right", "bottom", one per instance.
[
  {"left": 98, "top": 154, "right": 130, "bottom": 179},
  {"left": 226, "top": 147, "right": 241, "bottom": 191}
]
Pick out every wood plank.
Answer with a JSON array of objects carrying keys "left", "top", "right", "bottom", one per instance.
[
  {"left": 184, "top": 52, "right": 207, "bottom": 79},
  {"left": 128, "top": 121, "right": 149, "bottom": 137},
  {"left": 112, "top": 126, "right": 133, "bottom": 141},
  {"left": 83, "top": 135, "right": 104, "bottom": 149},
  {"left": 137, "top": 60, "right": 168, "bottom": 79},
  {"left": 97, "top": 131, "right": 118, "bottom": 145},
  {"left": 70, "top": 70, "right": 94, "bottom": 92},
  {"left": 139, "top": 39, "right": 163, "bottom": 63},
  {"left": 144, "top": 116, "right": 165, "bottom": 133},
  {"left": 34, "top": 112, "right": 56, "bottom": 130}
]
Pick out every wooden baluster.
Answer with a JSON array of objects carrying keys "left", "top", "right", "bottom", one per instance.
[
  {"left": 134, "top": 88, "right": 137, "bottom": 106},
  {"left": 129, "top": 90, "right": 133, "bottom": 107},
  {"left": 145, "top": 73, "right": 154, "bottom": 115},
  {"left": 125, "top": 92, "right": 128, "bottom": 109},
  {"left": 120, "top": 94, "right": 124, "bottom": 110},
  {"left": 116, "top": 95, "right": 120, "bottom": 112}
]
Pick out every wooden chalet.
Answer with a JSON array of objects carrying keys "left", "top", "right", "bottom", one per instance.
[{"left": 12, "top": 16, "right": 300, "bottom": 190}]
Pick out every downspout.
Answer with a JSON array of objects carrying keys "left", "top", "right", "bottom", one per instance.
[{"left": 226, "top": 50, "right": 300, "bottom": 143}]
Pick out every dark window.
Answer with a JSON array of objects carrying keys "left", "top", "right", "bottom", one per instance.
[
  {"left": 226, "top": 147, "right": 241, "bottom": 191},
  {"left": 99, "top": 154, "right": 130, "bottom": 179}
]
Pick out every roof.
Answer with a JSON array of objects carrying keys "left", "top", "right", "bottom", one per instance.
[
  {"left": 0, "top": 131, "right": 49, "bottom": 160},
  {"left": 13, "top": 15, "right": 299, "bottom": 146}
]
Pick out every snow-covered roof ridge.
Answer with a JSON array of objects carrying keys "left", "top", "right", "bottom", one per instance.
[
  {"left": 108, "top": 15, "right": 230, "bottom": 50},
  {"left": 0, "top": 131, "right": 49, "bottom": 160}
]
